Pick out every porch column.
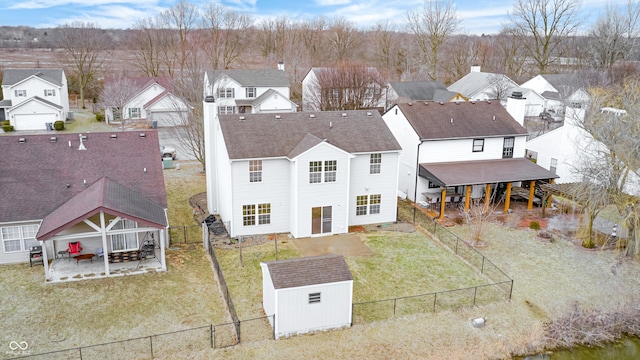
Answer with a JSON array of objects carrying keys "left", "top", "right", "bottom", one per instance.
[
  {"left": 41, "top": 240, "right": 50, "bottom": 281},
  {"left": 439, "top": 188, "right": 447, "bottom": 220},
  {"left": 100, "top": 212, "right": 110, "bottom": 276},
  {"left": 547, "top": 178, "right": 555, "bottom": 208},
  {"left": 484, "top": 184, "right": 491, "bottom": 213},
  {"left": 160, "top": 228, "right": 167, "bottom": 271},
  {"left": 504, "top": 182, "right": 512, "bottom": 213},
  {"left": 464, "top": 185, "right": 471, "bottom": 213},
  {"left": 528, "top": 180, "right": 536, "bottom": 210}
]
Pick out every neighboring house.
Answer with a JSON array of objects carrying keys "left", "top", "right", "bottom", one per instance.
[
  {"left": 382, "top": 99, "right": 558, "bottom": 218},
  {"left": 0, "top": 68, "right": 69, "bottom": 130},
  {"left": 261, "top": 254, "right": 353, "bottom": 339},
  {"left": 203, "top": 68, "right": 296, "bottom": 115},
  {"left": 203, "top": 99, "right": 401, "bottom": 238},
  {"left": 0, "top": 131, "right": 168, "bottom": 281},
  {"left": 386, "top": 81, "right": 466, "bottom": 108},
  {"left": 302, "top": 66, "right": 386, "bottom": 112},
  {"left": 103, "top": 77, "right": 190, "bottom": 127},
  {"left": 520, "top": 74, "right": 591, "bottom": 115}
]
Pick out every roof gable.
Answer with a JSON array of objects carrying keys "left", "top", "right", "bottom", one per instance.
[
  {"left": 448, "top": 72, "right": 518, "bottom": 98},
  {"left": 3, "top": 68, "right": 64, "bottom": 87},
  {"left": 0, "top": 131, "right": 167, "bottom": 223},
  {"left": 394, "top": 101, "right": 528, "bottom": 140},
  {"left": 8, "top": 96, "right": 63, "bottom": 111},
  {"left": 208, "top": 69, "right": 290, "bottom": 88},
  {"left": 218, "top": 110, "right": 401, "bottom": 160},
  {"left": 265, "top": 254, "right": 353, "bottom": 289}
]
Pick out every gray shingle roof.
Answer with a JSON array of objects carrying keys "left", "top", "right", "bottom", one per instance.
[
  {"left": 265, "top": 254, "right": 353, "bottom": 289},
  {"left": 37, "top": 177, "right": 167, "bottom": 240},
  {"left": 0, "top": 131, "right": 167, "bottom": 224},
  {"left": 2, "top": 68, "right": 64, "bottom": 87},
  {"left": 448, "top": 72, "right": 517, "bottom": 98},
  {"left": 218, "top": 110, "right": 401, "bottom": 160},
  {"left": 206, "top": 69, "right": 290, "bottom": 87},
  {"left": 389, "top": 81, "right": 459, "bottom": 102},
  {"left": 395, "top": 101, "right": 528, "bottom": 140}
]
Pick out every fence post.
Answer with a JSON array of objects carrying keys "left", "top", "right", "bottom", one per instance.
[
  {"left": 210, "top": 324, "right": 214, "bottom": 348},
  {"left": 509, "top": 280, "right": 514, "bottom": 300},
  {"left": 473, "top": 287, "right": 477, "bottom": 306},
  {"left": 393, "top": 298, "right": 397, "bottom": 315},
  {"left": 433, "top": 293, "right": 437, "bottom": 312},
  {"left": 149, "top": 336, "right": 154, "bottom": 357},
  {"left": 272, "top": 314, "right": 276, "bottom": 340},
  {"left": 79, "top": 348, "right": 83, "bottom": 360},
  {"left": 455, "top": 237, "right": 458, "bottom": 254},
  {"left": 481, "top": 257, "right": 485, "bottom": 274},
  {"left": 184, "top": 226, "right": 187, "bottom": 243}
]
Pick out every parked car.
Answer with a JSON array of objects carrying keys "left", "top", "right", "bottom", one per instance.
[{"left": 160, "top": 145, "right": 176, "bottom": 160}]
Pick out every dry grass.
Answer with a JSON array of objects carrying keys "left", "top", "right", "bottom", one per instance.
[{"left": 0, "top": 161, "right": 226, "bottom": 359}]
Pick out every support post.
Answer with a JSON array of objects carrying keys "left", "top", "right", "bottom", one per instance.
[
  {"left": 528, "top": 180, "right": 536, "bottom": 210},
  {"left": 439, "top": 188, "right": 447, "bottom": 219},
  {"left": 547, "top": 178, "right": 555, "bottom": 208},
  {"left": 464, "top": 185, "right": 471, "bottom": 213},
  {"left": 504, "top": 182, "right": 512, "bottom": 213},
  {"left": 484, "top": 183, "right": 491, "bottom": 213}
]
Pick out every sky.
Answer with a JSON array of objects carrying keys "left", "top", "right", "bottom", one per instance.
[{"left": 0, "top": 0, "right": 629, "bottom": 35}]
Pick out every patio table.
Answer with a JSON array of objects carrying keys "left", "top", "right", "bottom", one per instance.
[{"left": 73, "top": 253, "right": 95, "bottom": 265}]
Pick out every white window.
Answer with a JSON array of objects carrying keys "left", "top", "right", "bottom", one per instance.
[
  {"left": 309, "top": 161, "right": 322, "bottom": 183},
  {"left": 1, "top": 225, "right": 39, "bottom": 253},
  {"left": 502, "top": 137, "right": 515, "bottom": 158},
  {"left": 243, "top": 203, "right": 270, "bottom": 226},
  {"left": 356, "top": 194, "right": 381, "bottom": 216},
  {"left": 249, "top": 160, "right": 262, "bottom": 182},
  {"left": 218, "top": 106, "right": 236, "bottom": 115},
  {"left": 44, "top": 89, "right": 56, "bottom": 97},
  {"left": 370, "top": 194, "right": 381, "bottom": 214},
  {"left": 309, "top": 160, "right": 337, "bottom": 183},
  {"left": 217, "top": 88, "right": 235, "bottom": 98},
  {"left": 14, "top": 89, "right": 26, "bottom": 97},
  {"left": 473, "top": 139, "right": 484, "bottom": 152},
  {"left": 356, "top": 195, "right": 368, "bottom": 216},
  {"left": 324, "top": 160, "right": 337, "bottom": 182},
  {"left": 309, "top": 292, "right": 321, "bottom": 304},
  {"left": 246, "top": 87, "right": 256, "bottom": 98},
  {"left": 110, "top": 219, "right": 139, "bottom": 252},
  {"left": 370, "top": 153, "right": 381, "bottom": 174},
  {"left": 550, "top": 158, "right": 558, "bottom": 174},
  {"left": 129, "top": 108, "right": 141, "bottom": 118}
]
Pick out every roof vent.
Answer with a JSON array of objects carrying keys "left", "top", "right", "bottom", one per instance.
[
  {"left": 439, "top": 102, "right": 444, "bottom": 105},
  {"left": 492, "top": 115, "right": 496, "bottom": 121},
  {"left": 139, "top": 133, "right": 146, "bottom": 138},
  {"left": 50, "top": 136, "right": 57, "bottom": 142},
  {"left": 239, "top": 116, "right": 245, "bottom": 120},
  {"left": 455, "top": 101, "right": 460, "bottom": 105},
  {"left": 19, "top": 138, "right": 26, "bottom": 143},
  {"left": 309, "top": 114, "right": 316, "bottom": 118},
  {"left": 423, "top": 102, "right": 429, "bottom": 105},
  {"left": 487, "top": 100, "right": 491, "bottom": 104},
  {"left": 80, "top": 135, "right": 87, "bottom": 140},
  {"left": 330, "top": 121, "right": 333, "bottom": 129},
  {"left": 366, "top": 112, "right": 372, "bottom": 117},
  {"left": 110, "top": 134, "right": 117, "bottom": 139},
  {"left": 471, "top": 101, "right": 475, "bottom": 104},
  {"left": 408, "top": 102, "right": 413, "bottom": 106},
  {"left": 342, "top": 113, "right": 347, "bottom": 117},
  {"left": 275, "top": 115, "right": 281, "bottom": 119},
  {"left": 450, "top": 118, "right": 454, "bottom": 125},
  {"left": 78, "top": 133, "right": 86, "bottom": 151}
]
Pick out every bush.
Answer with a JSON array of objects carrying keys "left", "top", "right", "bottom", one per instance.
[
  {"left": 53, "top": 120, "right": 65, "bottom": 131},
  {"left": 529, "top": 221, "right": 541, "bottom": 230},
  {"left": 1, "top": 120, "right": 9, "bottom": 126},
  {"left": 95, "top": 112, "right": 104, "bottom": 122},
  {"left": 2, "top": 124, "right": 14, "bottom": 132}
]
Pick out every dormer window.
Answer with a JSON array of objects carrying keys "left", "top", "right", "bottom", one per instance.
[
  {"left": 14, "top": 90, "right": 26, "bottom": 97},
  {"left": 44, "top": 89, "right": 56, "bottom": 97}
]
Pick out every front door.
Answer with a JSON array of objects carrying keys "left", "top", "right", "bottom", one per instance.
[{"left": 311, "top": 206, "right": 332, "bottom": 235}]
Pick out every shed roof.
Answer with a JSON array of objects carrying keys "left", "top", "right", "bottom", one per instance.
[
  {"left": 218, "top": 110, "right": 401, "bottom": 160},
  {"left": 265, "top": 254, "right": 353, "bottom": 289},
  {"left": 0, "top": 131, "right": 167, "bottom": 224},
  {"left": 395, "top": 101, "right": 528, "bottom": 140},
  {"left": 2, "top": 68, "right": 64, "bottom": 87}
]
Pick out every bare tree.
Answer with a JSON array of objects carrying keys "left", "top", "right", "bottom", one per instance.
[
  {"left": 589, "top": 1, "right": 640, "bottom": 70},
  {"left": 56, "top": 21, "right": 112, "bottom": 109},
  {"left": 370, "top": 21, "right": 399, "bottom": 80},
  {"left": 407, "top": 0, "right": 461, "bottom": 81},
  {"left": 129, "top": 17, "right": 164, "bottom": 77},
  {"left": 201, "top": 7, "right": 252, "bottom": 69},
  {"left": 487, "top": 74, "right": 517, "bottom": 102},
  {"left": 328, "top": 17, "right": 360, "bottom": 63},
  {"left": 159, "top": 0, "right": 199, "bottom": 77},
  {"left": 494, "top": 31, "right": 527, "bottom": 81},
  {"left": 307, "top": 63, "right": 386, "bottom": 111},
  {"left": 507, "top": 0, "right": 582, "bottom": 73},
  {"left": 99, "top": 75, "right": 140, "bottom": 130},
  {"left": 298, "top": 17, "right": 328, "bottom": 66}
]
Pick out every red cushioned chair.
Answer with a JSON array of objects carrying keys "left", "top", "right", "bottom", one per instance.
[{"left": 66, "top": 241, "right": 83, "bottom": 258}]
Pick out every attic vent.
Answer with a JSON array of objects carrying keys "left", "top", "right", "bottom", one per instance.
[
  {"left": 408, "top": 102, "right": 413, "bottom": 106},
  {"left": 19, "top": 138, "right": 26, "bottom": 143},
  {"left": 492, "top": 115, "right": 496, "bottom": 121},
  {"left": 330, "top": 121, "right": 333, "bottom": 129},
  {"left": 275, "top": 115, "right": 281, "bottom": 119},
  {"left": 309, "top": 114, "right": 316, "bottom": 118},
  {"left": 341, "top": 113, "right": 347, "bottom": 117},
  {"left": 450, "top": 118, "right": 454, "bottom": 125},
  {"left": 470, "top": 101, "right": 476, "bottom": 104},
  {"left": 423, "top": 102, "right": 429, "bottom": 105},
  {"left": 366, "top": 112, "right": 372, "bottom": 117},
  {"left": 50, "top": 136, "right": 57, "bottom": 143},
  {"left": 439, "top": 102, "right": 444, "bottom": 105},
  {"left": 487, "top": 100, "right": 491, "bottom": 104},
  {"left": 455, "top": 101, "right": 460, "bottom": 105},
  {"left": 239, "top": 116, "right": 245, "bottom": 120},
  {"left": 110, "top": 134, "right": 117, "bottom": 139},
  {"left": 139, "top": 133, "right": 146, "bottom": 138}
]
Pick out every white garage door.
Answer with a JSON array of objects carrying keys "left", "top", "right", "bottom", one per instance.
[
  {"left": 150, "top": 111, "right": 188, "bottom": 127},
  {"left": 14, "top": 113, "right": 56, "bottom": 131}
]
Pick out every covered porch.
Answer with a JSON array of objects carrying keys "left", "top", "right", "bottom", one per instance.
[{"left": 418, "top": 158, "right": 559, "bottom": 219}]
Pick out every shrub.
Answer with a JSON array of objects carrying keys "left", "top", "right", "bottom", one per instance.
[
  {"left": 53, "top": 120, "right": 65, "bottom": 131},
  {"left": 95, "top": 112, "right": 104, "bottom": 122},
  {"left": 529, "top": 221, "right": 541, "bottom": 230},
  {"left": 1, "top": 120, "right": 9, "bottom": 126},
  {"left": 2, "top": 124, "right": 14, "bottom": 132}
]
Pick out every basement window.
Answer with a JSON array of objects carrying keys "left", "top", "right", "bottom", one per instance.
[{"left": 309, "top": 292, "right": 321, "bottom": 304}]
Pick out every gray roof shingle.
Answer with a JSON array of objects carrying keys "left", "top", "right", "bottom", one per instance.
[
  {"left": 0, "top": 131, "right": 167, "bottom": 224},
  {"left": 395, "top": 101, "right": 528, "bottom": 140},
  {"left": 218, "top": 110, "right": 401, "bottom": 160},
  {"left": 2, "top": 68, "right": 64, "bottom": 87},
  {"left": 448, "top": 72, "right": 517, "bottom": 98},
  {"left": 265, "top": 254, "right": 353, "bottom": 289},
  {"left": 206, "top": 69, "right": 290, "bottom": 87},
  {"left": 389, "top": 81, "right": 459, "bottom": 102}
]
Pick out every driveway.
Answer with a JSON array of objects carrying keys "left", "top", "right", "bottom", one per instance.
[{"left": 293, "top": 234, "right": 374, "bottom": 257}]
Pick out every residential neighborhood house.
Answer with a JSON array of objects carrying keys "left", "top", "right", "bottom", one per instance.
[
  {"left": 0, "top": 68, "right": 69, "bottom": 130},
  {"left": 203, "top": 67, "right": 296, "bottom": 115},
  {"left": 103, "top": 76, "right": 190, "bottom": 127},
  {"left": 261, "top": 254, "right": 353, "bottom": 339},
  {"left": 0, "top": 131, "right": 169, "bottom": 281},
  {"left": 386, "top": 81, "right": 465, "bottom": 108},
  {"left": 382, "top": 98, "right": 558, "bottom": 218},
  {"left": 203, "top": 99, "right": 401, "bottom": 238},
  {"left": 520, "top": 74, "right": 591, "bottom": 118}
]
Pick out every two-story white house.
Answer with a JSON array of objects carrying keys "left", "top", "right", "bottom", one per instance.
[
  {"left": 0, "top": 68, "right": 69, "bottom": 130},
  {"left": 203, "top": 99, "right": 401, "bottom": 238},
  {"left": 203, "top": 68, "right": 296, "bottom": 115},
  {"left": 382, "top": 99, "right": 558, "bottom": 218},
  {"left": 520, "top": 74, "right": 591, "bottom": 117}
]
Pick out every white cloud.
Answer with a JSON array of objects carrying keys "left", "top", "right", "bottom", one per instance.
[
  {"left": 9, "top": 0, "right": 156, "bottom": 10},
  {"left": 316, "top": 0, "right": 352, "bottom": 5}
]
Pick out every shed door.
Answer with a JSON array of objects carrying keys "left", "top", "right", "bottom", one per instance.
[{"left": 311, "top": 206, "right": 332, "bottom": 235}]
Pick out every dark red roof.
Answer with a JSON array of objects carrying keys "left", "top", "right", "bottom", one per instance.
[
  {"left": 395, "top": 101, "right": 528, "bottom": 140},
  {"left": 0, "top": 131, "right": 167, "bottom": 224}
]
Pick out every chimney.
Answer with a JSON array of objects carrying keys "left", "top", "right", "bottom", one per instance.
[
  {"left": 277, "top": 61, "right": 284, "bottom": 71},
  {"left": 506, "top": 91, "right": 526, "bottom": 126},
  {"left": 470, "top": 64, "right": 481, "bottom": 73}
]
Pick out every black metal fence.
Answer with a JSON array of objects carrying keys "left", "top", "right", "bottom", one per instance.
[{"left": 168, "top": 225, "right": 202, "bottom": 246}]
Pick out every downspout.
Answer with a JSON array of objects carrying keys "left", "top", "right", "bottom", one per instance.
[{"left": 413, "top": 139, "right": 423, "bottom": 224}]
